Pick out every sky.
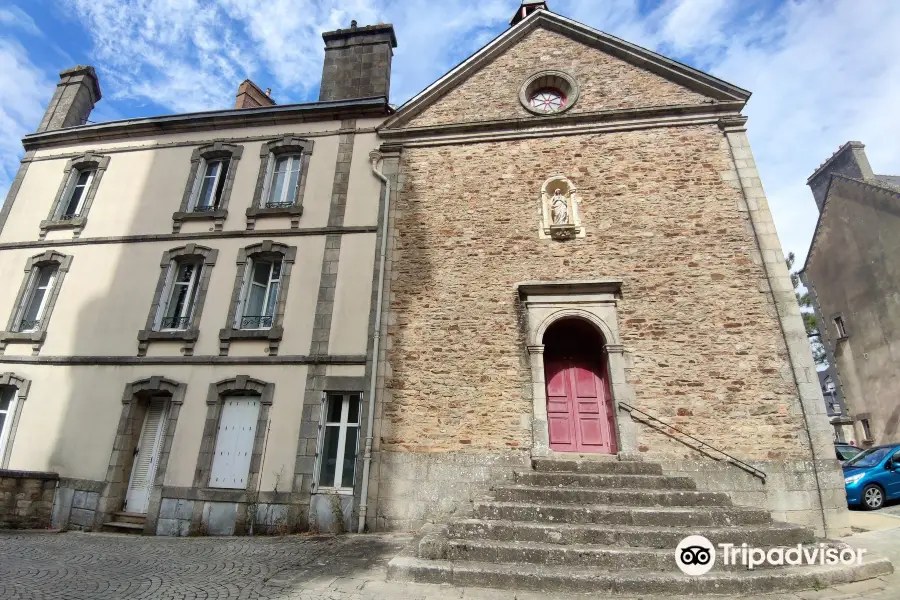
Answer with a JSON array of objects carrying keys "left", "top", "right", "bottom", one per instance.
[{"left": 1, "top": 0, "right": 900, "bottom": 266}]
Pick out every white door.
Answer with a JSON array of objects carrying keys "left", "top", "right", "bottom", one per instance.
[{"left": 125, "top": 399, "right": 168, "bottom": 514}]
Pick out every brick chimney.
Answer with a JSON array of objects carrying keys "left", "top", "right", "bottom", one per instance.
[
  {"left": 319, "top": 20, "right": 397, "bottom": 102},
  {"left": 807, "top": 141, "right": 874, "bottom": 212},
  {"left": 36, "top": 65, "right": 101, "bottom": 132},
  {"left": 234, "top": 79, "right": 276, "bottom": 109}
]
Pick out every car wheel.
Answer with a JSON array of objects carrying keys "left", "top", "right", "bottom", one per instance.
[{"left": 862, "top": 484, "right": 885, "bottom": 510}]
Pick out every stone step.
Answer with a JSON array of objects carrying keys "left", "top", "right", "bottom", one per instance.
[
  {"left": 514, "top": 471, "right": 696, "bottom": 490},
  {"left": 387, "top": 555, "right": 894, "bottom": 595},
  {"left": 111, "top": 512, "right": 147, "bottom": 525},
  {"left": 101, "top": 521, "right": 145, "bottom": 534},
  {"left": 533, "top": 458, "right": 663, "bottom": 475},
  {"left": 493, "top": 485, "right": 732, "bottom": 507},
  {"left": 472, "top": 501, "right": 772, "bottom": 527},
  {"left": 441, "top": 537, "right": 793, "bottom": 572},
  {"left": 445, "top": 538, "right": 685, "bottom": 571},
  {"left": 447, "top": 519, "right": 816, "bottom": 549}
]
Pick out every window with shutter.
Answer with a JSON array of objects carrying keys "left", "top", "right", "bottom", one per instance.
[{"left": 209, "top": 397, "right": 260, "bottom": 489}]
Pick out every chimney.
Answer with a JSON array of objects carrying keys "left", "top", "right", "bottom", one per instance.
[
  {"left": 319, "top": 20, "right": 397, "bottom": 102},
  {"left": 510, "top": 1, "right": 549, "bottom": 25},
  {"left": 807, "top": 141, "right": 874, "bottom": 212},
  {"left": 234, "top": 79, "right": 276, "bottom": 109},
  {"left": 36, "top": 65, "right": 101, "bottom": 132}
]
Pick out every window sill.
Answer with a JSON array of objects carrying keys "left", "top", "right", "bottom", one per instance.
[
  {"left": 172, "top": 209, "right": 227, "bottom": 233},
  {"left": 245, "top": 205, "right": 303, "bottom": 230},
  {"left": 39, "top": 217, "right": 87, "bottom": 239},
  {"left": 313, "top": 487, "right": 354, "bottom": 496},
  {"left": 218, "top": 325, "right": 283, "bottom": 356},
  {"left": 0, "top": 330, "right": 46, "bottom": 355},
  {"left": 137, "top": 328, "right": 199, "bottom": 357}
]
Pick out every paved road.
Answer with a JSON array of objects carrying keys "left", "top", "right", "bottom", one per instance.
[{"left": 0, "top": 527, "right": 898, "bottom": 600}]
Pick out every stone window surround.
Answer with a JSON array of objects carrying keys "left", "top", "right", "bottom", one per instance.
[
  {"left": 137, "top": 244, "right": 219, "bottom": 357},
  {"left": 830, "top": 312, "right": 849, "bottom": 341},
  {"left": 40, "top": 152, "right": 111, "bottom": 240},
  {"left": 192, "top": 376, "right": 274, "bottom": 494},
  {"left": 173, "top": 142, "right": 244, "bottom": 233},
  {"left": 219, "top": 241, "right": 297, "bottom": 356},
  {"left": 519, "top": 70, "right": 581, "bottom": 116},
  {"left": 517, "top": 279, "right": 639, "bottom": 459},
  {"left": 0, "top": 373, "right": 30, "bottom": 469},
  {"left": 0, "top": 250, "right": 73, "bottom": 356},
  {"left": 246, "top": 136, "right": 314, "bottom": 230},
  {"left": 99, "top": 376, "right": 186, "bottom": 534}
]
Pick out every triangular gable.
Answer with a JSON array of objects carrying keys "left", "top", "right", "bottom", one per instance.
[
  {"left": 383, "top": 9, "right": 750, "bottom": 130},
  {"left": 803, "top": 175, "right": 900, "bottom": 273}
]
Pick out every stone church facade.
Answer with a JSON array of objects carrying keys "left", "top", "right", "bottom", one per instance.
[{"left": 0, "top": 2, "right": 847, "bottom": 541}]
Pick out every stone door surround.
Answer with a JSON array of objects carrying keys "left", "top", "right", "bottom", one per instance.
[{"left": 517, "top": 279, "right": 638, "bottom": 458}]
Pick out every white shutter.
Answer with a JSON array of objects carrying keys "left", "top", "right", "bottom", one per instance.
[
  {"left": 209, "top": 397, "right": 260, "bottom": 489},
  {"left": 125, "top": 399, "right": 168, "bottom": 513}
]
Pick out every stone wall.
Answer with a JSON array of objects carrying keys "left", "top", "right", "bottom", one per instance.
[
  {"left": 382, "top": 124, "right": 806, "bottom": 461},
  {"left": 406, "top": 27, "right": 708, "bottom": 128},
  {"left": 0, "top": 470, "right": 58, "bottom": 529},
  {"left": 657, "top": 458, "right": 851, "bottom": 536},
  {"left": 369, "top": 451, "right": 529, "bottom": 532},
  {"left": 50, "top": 478, "right": 104, "bottom": 531}
]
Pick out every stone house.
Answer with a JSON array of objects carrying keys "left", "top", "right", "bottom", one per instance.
[
  {"left": 0, "top": 1, "right": 848, "bottom": 543},
  {"left": 801, "top": 141, "right": 900, "bottom": 448}
]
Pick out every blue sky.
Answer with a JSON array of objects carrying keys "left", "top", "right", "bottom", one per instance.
[{"left": 2, "top": 0, "right": 900, "bottom": 264}]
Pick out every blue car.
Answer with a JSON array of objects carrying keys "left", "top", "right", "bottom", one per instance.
[{"left": 843, "top": 443, "right": 900, "bottom": 510}]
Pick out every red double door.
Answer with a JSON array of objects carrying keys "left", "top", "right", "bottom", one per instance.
[{"left": 545, "top": 356, "right": 617, "bottom": 453}]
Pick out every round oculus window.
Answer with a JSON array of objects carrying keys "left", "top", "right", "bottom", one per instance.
[
  {"left": 519, "top": 71, "right": 579, "bottom": 116},
  {"left": 529, "top": 88, "right": 567, "bottom": 114}
]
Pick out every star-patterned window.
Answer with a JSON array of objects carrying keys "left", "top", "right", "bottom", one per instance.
[{"left": 529, "top": 88, "right": 567, "bottom": 114}]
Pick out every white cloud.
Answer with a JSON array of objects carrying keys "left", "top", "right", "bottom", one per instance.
[
  {"left": 0, "top": 39, "right": 52, "bottom": 203},
  {"left": 0, "top": 5, "right": 43, "bottom": 37}
]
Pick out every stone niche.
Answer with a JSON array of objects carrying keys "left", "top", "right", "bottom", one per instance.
[{"left": 539, "top": 175, "right": 585, "bottom": 240}]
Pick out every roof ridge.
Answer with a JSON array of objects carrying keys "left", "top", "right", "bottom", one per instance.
[{"left": 807, "top": 141, "right": 865, "bottom": 183}]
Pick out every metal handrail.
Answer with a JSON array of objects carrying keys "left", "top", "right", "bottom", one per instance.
[{"left": 618, "top": 402, "right": 766, "bottom": 482}]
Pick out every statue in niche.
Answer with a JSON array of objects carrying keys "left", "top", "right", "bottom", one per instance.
[
  {"left": 551, "top": 188, "right": 569, "bottom": 225},
  {"left": 539, "top": 175, "right": 584, "bottom": 240}
]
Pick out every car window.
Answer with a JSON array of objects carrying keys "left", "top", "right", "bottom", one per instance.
[
  {"left": 845, "top": 447, "right": 892, "bottom": 468},
  {"left": 836, "top": 446, "right": 862, "bottom": 461}
]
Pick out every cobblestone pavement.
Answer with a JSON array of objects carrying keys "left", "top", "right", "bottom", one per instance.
[{"left": 0, "top": 527, "right": 898, "bottom": 600}]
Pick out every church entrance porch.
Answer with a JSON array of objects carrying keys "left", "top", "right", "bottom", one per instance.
[
  {"left": 517, "top": 280, "right": 638, "bottom": 459},
  {"left": 543, "top": 319, "right": 617, "bottom": 453}
]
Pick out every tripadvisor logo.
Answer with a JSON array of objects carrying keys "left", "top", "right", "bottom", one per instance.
[
  {"left": 675, "top": 535, "right": 868, "bottom": 575},
  {"left": 676, "top": 535, "right": 716, "bottom": 575}
]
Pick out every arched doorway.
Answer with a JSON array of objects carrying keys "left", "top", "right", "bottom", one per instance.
[{"left": 543, "top": 318, "right": 617, "bottom": 453}]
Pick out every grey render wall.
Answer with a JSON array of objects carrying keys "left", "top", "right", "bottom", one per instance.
[
  {"left": 807, "top": 142, "right": 874, "bottom": 212},
  {"left": 803, "top": 178, "right": 900, "bottom": 446}
]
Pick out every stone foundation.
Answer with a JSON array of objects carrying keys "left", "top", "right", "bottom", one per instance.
[
  {"left": 50, "top": 478, "right": 104, "bottom": 531},
  {"left": 0, "top": 470, "right": 58, "bottom": 529},
  {"left": 369, "top": 451, "right": 531, "bottom": 531}
]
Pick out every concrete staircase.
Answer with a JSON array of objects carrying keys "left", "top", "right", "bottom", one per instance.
[
  {"left": 102, "top": 511, "right": 146, "bottom": 534},
  {"left": 388, "top": 457, "right": 893, "bottom": 595}
]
